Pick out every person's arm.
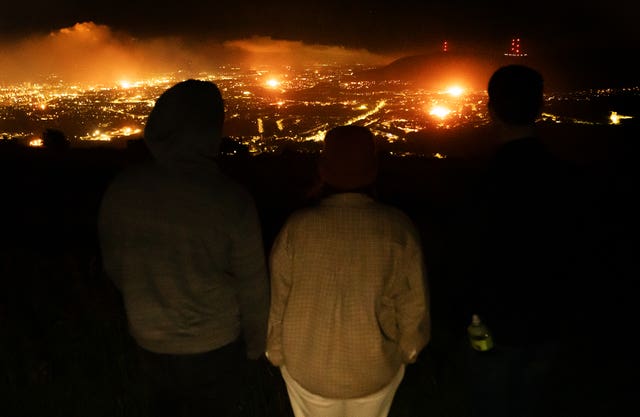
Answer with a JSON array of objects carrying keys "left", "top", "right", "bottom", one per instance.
[
  {"left": 396, "top": 228, "right": 431, "bottom": 364},
  {"left": 230, "top": 199, "right": 270, "bottom": 360},
  {"left": 265, "top": 223, "right": 293, "bottom": 367}
]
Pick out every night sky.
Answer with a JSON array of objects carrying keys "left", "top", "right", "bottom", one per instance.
[
  {"left": 2, "top": 0, "right": 638, "bottom": 53},
  {"left": 0, "top": 0, "right": 638, "bottom": 87}
]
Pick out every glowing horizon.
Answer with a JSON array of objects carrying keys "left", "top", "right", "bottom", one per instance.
[{"left": 0, "top": 22, "right": 392, "bottom": 87}]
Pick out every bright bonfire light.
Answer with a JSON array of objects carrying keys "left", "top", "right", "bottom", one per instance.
[
  {"left": 119, "top": 80, "right": 131, "bottom": 89},
  {"left": 266, "top": 79, "right": 280, "bottom": 88},
  {"left": 429, "top": 106, "right": 452, "bottom": 119},
  {"left": 446, "top": 86, "right": 464, "bottom": 97}
]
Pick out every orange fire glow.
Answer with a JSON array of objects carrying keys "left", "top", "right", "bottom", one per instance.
[
  {"left": 429, "top": 106, "right": 451, "bottom": 119},
  {"left": 0, "top": 22, "right": 392, "bottom": 87},
  {"left": 446, "top": 86, "right": 464, "bottom": 97}
]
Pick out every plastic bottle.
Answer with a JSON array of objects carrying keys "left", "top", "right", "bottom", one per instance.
[{"left": 467, "top": 314, "right": 494, "bottom": 352}]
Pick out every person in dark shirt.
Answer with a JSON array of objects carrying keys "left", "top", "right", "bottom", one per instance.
[{"left": 460, "top": 65, "right": 578, "bottom": 417}]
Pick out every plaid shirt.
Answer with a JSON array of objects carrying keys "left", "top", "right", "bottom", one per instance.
[{"left": 267, "top": 193, "right": 430, "bottom": 398}]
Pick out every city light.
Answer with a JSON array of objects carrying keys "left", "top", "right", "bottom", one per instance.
[
  {"left": 0, "top": 66, "right": 637, "bottom": 155},
  {"left": 29, "top": 138, "right": 43, "bottom": 147},
  {"left": 609, "top": 111, "right": 633, "bottom": 124}
]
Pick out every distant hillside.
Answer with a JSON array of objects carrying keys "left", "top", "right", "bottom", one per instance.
[
  {"left": 356, "top": 48, "right": 638, "bottom": 93},
  {"left": 356, "top": 51, "right": 503, "bottom": 91}
]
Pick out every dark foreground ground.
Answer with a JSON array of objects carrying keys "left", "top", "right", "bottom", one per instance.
[{"left": 0, "top": 124, "right": 636, "bottom": 416}]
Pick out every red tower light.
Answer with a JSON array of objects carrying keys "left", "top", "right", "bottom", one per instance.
[{"left": 505, "top": 36, "right": 527, "bottom": 57}]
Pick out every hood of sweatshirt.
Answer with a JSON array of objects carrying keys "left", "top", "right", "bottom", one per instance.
[{"left": 143, "top": 79, "right": 224, "bottom": 173}]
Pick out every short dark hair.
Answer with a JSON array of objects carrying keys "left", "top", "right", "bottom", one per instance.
[
  {"left": 488, "top": 65, "right": 543, "bottom": 126},
  {"left": 318, "top": 125, "right": 378, "bottom": 191}
]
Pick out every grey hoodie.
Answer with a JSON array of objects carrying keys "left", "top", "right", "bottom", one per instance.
[{"left": 98, "top": 80, "right": 269, "bottom": 358}]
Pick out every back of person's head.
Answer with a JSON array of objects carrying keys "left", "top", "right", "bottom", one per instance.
[
  {"left": 488, "top": 65, "right": 543, "bottom": 126},
  {"left": 144, "top": 79, "right": 224, "bottom": 166},
  {"left": 318, "top": 125, "right": 378, "bottom": 192}
]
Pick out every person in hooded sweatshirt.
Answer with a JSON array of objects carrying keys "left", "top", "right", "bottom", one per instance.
[{"left": 98, "top": 79, "right": 269, "bottom": 417}]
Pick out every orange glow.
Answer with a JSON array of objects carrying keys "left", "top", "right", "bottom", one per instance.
[
  {"left": 429, "top": 106, "right": 451, "bottom": 119},
  {"left": 446, "top": 86, "right": 464, "bottom": 97},
  {"left": 1, "top": 24, "right": 393, "bottom": 87},
  {"left": 29, "top": 138, "right": 43, "bottom": 147},
  {"left": 266, "top": 78, "right": 280, "bottom": 88}
]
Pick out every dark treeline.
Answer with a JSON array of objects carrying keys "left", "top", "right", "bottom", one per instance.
[{"left": 0, "top": 120, "right": 636, "bottom": 416}]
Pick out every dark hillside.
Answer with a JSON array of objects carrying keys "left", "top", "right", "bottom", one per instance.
[
  {"left": 357, "top": 49, "right": 639, "bottom": 92},
  {"left": 0, "top": 122, "right": 636, "bottom": 415}
]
